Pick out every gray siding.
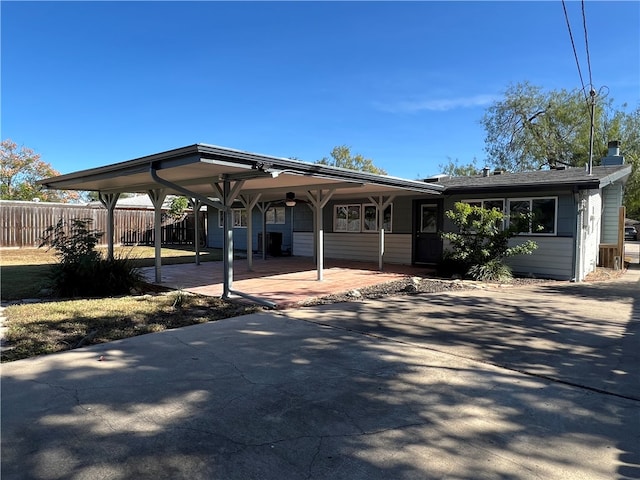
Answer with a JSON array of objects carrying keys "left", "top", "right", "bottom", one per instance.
[
  {"left": 207, "top": 208, "right": 292, "bottom": 252},
  {"left": 292, "top": 232, "right": 412, "bottom": 264},
  {"left": 293, "top": 204, "right": 314, "bottom": 232},
  {"left": 505, "top": 236, "right": 574, "bottom": 280},
  {"left": 601, "top": 184, "right": 623, "bottom": 244},
  {"left": 290, "top": 196, "right": 421, "bottom": 234},
  {"left": 292, "top": 232, "right": 314, "bottom": 256}
]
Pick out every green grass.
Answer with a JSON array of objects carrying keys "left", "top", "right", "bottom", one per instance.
[
  {"left": 2, "top": 293, "right": 259, "bottom": 362},
  {"left": 0, "top": 245, "right": 223, "bottom": 301},
  {"left": 0, "top": 245, "right": 258, "bottom": 361},
  {"left": 0, "top": 245, "right": 260, "bottom": 362}
]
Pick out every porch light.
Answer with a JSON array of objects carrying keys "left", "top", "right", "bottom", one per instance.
[{"left": 285, "top": 192, "right": 296, "bottom": 207}]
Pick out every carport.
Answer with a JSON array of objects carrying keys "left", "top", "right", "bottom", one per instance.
[{"left": 39, "top": 144, "right": 443, "bottom": 306}]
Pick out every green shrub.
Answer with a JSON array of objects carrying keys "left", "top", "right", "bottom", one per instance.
[
  {"left": 41, "top": 218, "right": 142, "bottom": 298},
  {"left": 467, "top": 259, "right": 513, "bottom": 282},
  {"left": 441, "top": 202, "right": 538, "bottom": 281}
]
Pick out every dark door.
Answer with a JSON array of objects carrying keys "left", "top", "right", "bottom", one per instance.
[{"left": 414, "top": 201, "right": 443, "bottom": 264}]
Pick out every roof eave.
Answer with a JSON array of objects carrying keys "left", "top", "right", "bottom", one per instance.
[{"left": 37, "top": 144, "right": 444, "bottom": 195}]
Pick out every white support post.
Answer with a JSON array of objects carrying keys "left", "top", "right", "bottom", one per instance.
[
  {"left": 213, "top": 177, "right": 245, "bottom": 299},
  {"left": 190, "top": 198, "right": 203, "bottom": 265},
  {"left": 257, "top": 202, "right": 271, "bottom": 261},
  {"left": 239, "top": 194, "right": 262, "bottom": 270},
  {"left": 148, "top": 189, "right": 167, "bottom": 283},
  {"left": 369, "top": 195, "right": 395, "bottom": 271},
  {"left": 306, "top": 188, "right": 336, "bottom": 281},
  {"left": 98, "top": 192, "right": 120, "bottom": 261}
]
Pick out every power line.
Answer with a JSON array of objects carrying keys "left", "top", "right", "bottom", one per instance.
[
  {"left": 561, "top": 0, "right": 590, "bottom": 107},
  {"left": 581, "top": 0, "right": 594, "bottom": 90},
  {"left": 561, "top": 0, "right": 597, "bottom": 174}
]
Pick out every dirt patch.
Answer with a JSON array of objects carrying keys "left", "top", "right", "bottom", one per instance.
[
  {"left": 584, "top": 267, "right": 626, "bottom": 282},
  {"left": 300, "top": 275, "right": 557, "bottom": 306}
]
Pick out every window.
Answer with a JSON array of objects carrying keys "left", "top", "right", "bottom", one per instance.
[
  {"left": 334, "top": 203, "right": 393, "bottom": 232},
  {"left": 382, "top": 204, "right": 392, "bottom": 232},
  {"left": 421, "top": 204, "right": 438, "bottom": 233},
  {"left": 266, "top": 207, "right": 285, "bottom": 224},
  {"left": 507, "top": 197, "right": 557, "bottom": 235},
  {"left": 334, "top": 205, "right": 361, "bottom": 232},
  {"left": 218, "top": 208, "right": 248, "bottom": 228},
  {"left": 462, "top": 199, "right": 504, "bottom": 212},
  {"left": 363, "top": 205, "right": 377, "bottom": 231}
]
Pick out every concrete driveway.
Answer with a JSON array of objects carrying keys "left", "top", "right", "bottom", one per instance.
[{"left": 2, "top": 268, "right": 639, "bottom": 480}]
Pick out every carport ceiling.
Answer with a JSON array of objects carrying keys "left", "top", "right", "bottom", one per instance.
[{"left": 39, "top": 143, "right": 444, "bottom": 201}]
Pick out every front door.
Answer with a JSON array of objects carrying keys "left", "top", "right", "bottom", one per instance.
[{"left": 414, "top": 201, "right": 443, "bottom": 264}]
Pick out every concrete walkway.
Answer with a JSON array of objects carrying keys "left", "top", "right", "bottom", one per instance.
[{"left": 2, "top": 267, "right": 639, "bottom": 479}]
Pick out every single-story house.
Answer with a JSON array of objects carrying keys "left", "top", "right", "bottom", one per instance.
[{"left": 38, "top": 142, "right": 631, "bottom": 303}]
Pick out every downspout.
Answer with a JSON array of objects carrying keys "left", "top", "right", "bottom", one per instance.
[
  {"left": 572, "top": 188, "right": 583, "bottom": 282},
  {"left": 149, "top": 165, "right": 275, "bottom": 308},
  {"left": 190, "top": 198, "right": 202, "bottom": 265}
]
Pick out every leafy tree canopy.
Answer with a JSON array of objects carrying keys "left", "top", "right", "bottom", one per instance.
[
  {"left": 438, "top": 157, "right": 481, "bottom": 177},
  {"left": 1, "top": 139, "right": 80, "bottom": 202},
  {"left": 481, "top": 82, "right": 639, "bottom": 171},
  {"left": 316, "top": 145, "right": 387, "bottom": 175},
  {"left": 480, "top": 82, "right": 640, "bottom": 218}
]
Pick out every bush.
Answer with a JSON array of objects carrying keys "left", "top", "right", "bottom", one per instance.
[
  {"left": 467, "top": 259, "right": 513, "bottom": 282},
  {"left": 40, "top": 218, "right": 142, "bottom": 297},
  {"left": 441, "top": 202, "right": 537, "bottom": 282}
]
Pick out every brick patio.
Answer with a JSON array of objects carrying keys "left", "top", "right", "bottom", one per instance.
[{"left": 141, "top": 256, "right": 433, "bottom": 308}]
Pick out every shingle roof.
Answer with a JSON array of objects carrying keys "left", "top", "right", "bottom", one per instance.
[{"left": 426, "top": 165, "right": 632, "bottom": 193}]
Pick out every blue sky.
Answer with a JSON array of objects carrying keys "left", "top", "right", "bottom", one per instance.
[{"left": 2, "top": 1, "right": 639, "bottom": 180}]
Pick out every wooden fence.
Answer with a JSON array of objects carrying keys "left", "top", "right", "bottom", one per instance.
[{"left": 0, "top": 201, "right": 206, "bottom": 248}]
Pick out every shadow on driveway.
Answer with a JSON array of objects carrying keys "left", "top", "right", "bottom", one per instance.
[{"left": 2, "top": 268, "right": 639, "bottom": 479}]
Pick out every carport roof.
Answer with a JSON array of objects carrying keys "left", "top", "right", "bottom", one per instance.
[{"left": 38, "top": 143, "right": 444, "bottom": 201}]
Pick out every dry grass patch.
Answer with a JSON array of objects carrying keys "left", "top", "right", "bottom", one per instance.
[{"left": 2, "top": 293, "right": 260, "bottom": 362}]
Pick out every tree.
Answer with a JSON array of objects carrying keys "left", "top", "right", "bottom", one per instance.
[
  {"left": 481, "top": 83, "right": 640, "bottom": 218},
  {"left": 316, "top": 145, "right": 387, "bottom": 175},
  {"left": 481, "top": 82, "right": 636, "bottom": 170},
  {"left": 1, "top": 139, "right": 79, "bottom": 202},
  {"left": 168, "top": 196, "right": 189, "bottom": 220},
  {"left": 440, "top": 202, "right": 537, "bottom": 281},
  {"left": 438, "top": 157, "right": 481, "bottom": 177},
  {"left": 610, "top": 106, "right": 640, "bottom": 219}
]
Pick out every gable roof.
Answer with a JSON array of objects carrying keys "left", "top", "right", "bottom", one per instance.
[{"left": 426, "top": 165, "right": 632, "bottom": 194}]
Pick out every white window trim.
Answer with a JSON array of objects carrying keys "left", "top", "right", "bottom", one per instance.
[
  {"left": 334, "top": 204, "right": 362, "bottom": 233},
  {"left": 266, "top": 206, "right": 286, "bottom": 225},
  {"left": 334, "top": 203, "right": 394, "bottom": 233},
  {"left": 362, "top": 203, "right": 378, "bottom": 232},
  {"left": 462, "top": 199, "right": 506, "bottom": 230},
  {"left": 507, "top": 196, "right": 558, "bottom": 236},
  {"left": 462, "top": 199, "right": 505, "bottom": 212},
  {"left": 218, "top": 208, "right": 248, "bottom": 229},
  {"left": 381, "top": 203, "right": 393, "bottom": 233}
]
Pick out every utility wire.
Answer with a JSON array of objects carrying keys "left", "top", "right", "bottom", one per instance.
[
  {"left": 561, "top": 0, "right": 590, "bottom": 108},
  {"left": 581, "top": 0, "right": 594, "bottom": 90}
]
